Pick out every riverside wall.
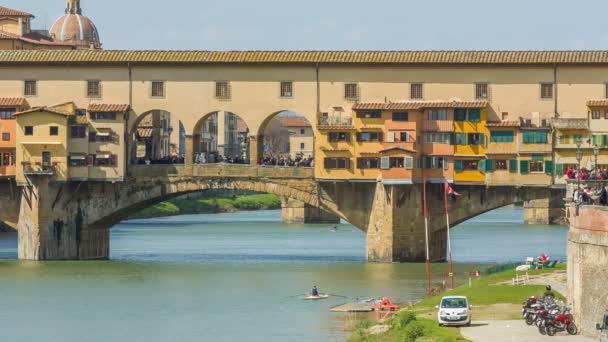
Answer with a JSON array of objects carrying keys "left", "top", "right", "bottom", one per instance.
[{"left": 567, "top": 204, "right": 608, "bottom": 337}]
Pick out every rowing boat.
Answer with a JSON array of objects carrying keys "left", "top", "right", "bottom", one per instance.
[{"left": 303, "top": 294, "right": 329, "bottom": 300}]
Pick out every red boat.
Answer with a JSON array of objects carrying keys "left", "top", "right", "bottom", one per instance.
[{"left": 373, "top": 297, "right": 400, "bottom": 311}]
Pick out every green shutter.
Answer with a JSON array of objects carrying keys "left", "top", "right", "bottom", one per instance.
[
  {"left": 405, "top": 157, "right": 413, "bottom": 170},
  {"left": 454, "top": 109, "right": 467, "bottom": 121},
  {"left": 486, "top": 159, "right": 494, "bottom": 173},
  {"left": 454, "top": 160, "right": 463, "bottom": 172},
  {"left": 520, "top": 160, "right": 529, "bottom": 174},
  {"left": 556, "top": 163, "right": 564, "bottom": 176},
  {"left": 449, "top": 132, "right": 455, "bottom": 145},
  {"left": 509, "top": 159, "right": 518, "bottom": 173},
  {"left": 539, "top": 131, "right": 548, "bottom": 144},
  {"left": 478, "top": 159, "right": 486, "bottom": 172},
  {"left": 468, "top": 109, "right": 481, "bottom": 122},
  {"left": 544, "top": 160, "right": 554, "bottom": 175},
  {"left": 479, "top": 133, "right": 485, "bottom": 146},
  {"left": 532, "top": 155, "right": 544, "bottom": 161},
  {"left": 522, "top": 131, "right": 531, "bottom": 144},
  {"left": 380, "top": 156, "right": 390, "bottom": 170}
]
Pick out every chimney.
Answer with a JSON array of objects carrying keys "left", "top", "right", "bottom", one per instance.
[{"left": 18, "top": 17, "right": 24, "bottom": 36}]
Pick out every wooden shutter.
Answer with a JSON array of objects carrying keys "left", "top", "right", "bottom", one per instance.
[
  {"left": 89, "top": 131, "right": 96, "bottom": 142},
  {"left": 380, "top": 156, "right": 390, "bottom": 169},
  {"left": 520, "top": 160, "right": 529, "bottom": 174},
  {"left": 478, "top": 159, "right": 486, "bottom": 172},
  {"left": 544, "top": 160, "right": 553, "bottom": 175},
  {"left": 486, "top": 159, "right": 494, "bottom": 173},
  {"left": 479, "top": 133, "right": 485, "bottom": 146},
  {"left": 443, "top": 157, "right": 449, "bottom": 170},
  {"left": 555, "top": 163, "right": 564, "bottom": 176},
  {"left": 324, "top": 158, "right": 330, "bottom": 169},
  {"left": 454, "top": 160, "right": 463, "bottom": 172},
  {"left": 344, "top": 158, "right": 351, "bottom": 169},
  {"left": 386, "top": 132, "right": 395, "bottom": 143},
  {"left": 509, "top": 159, "right": 518, "bottom": 173},
  {"left": 431, "top": 157, "right": 438, "bottom": 169},
  {"left": 405, "top": 157, "right": 413, "bottom": 170}
]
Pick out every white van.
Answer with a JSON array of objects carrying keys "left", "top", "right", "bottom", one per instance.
[{"left": 436, "top": 296, "right": 472, "bottom": 326}]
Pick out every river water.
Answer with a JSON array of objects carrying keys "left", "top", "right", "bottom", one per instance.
[{"left": 0, "top": 206, "right": 567, "bottom": 342}]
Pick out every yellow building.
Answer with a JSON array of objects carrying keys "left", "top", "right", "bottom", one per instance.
[
  {"left": 15, "top": 103, "right": 75, "bottom": 184},
  {"left": 453, "top": 106, "right": 488, "bottom": 184},
  {"left": 484, "top": 121, "right": 520, "bottom": 186}
]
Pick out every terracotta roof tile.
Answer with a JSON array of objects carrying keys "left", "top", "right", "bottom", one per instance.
[
  {"left": 0, "top": 97, "right": 27, "bottom": 107},
  {"left": 379, "top": 146, "right": 417, "bottom": 153},
  {"left": 353, "top": 101, "right": 488, "bottom": 111},
  {"left": 280, "top": 116, "right": 312, "bottom": 127},
  {"left": 587, "top": 99, "right": 608, "bottom": 107},
  {"left": 4, "top": 50, "right": 608, "bottom": 65},
  {"left": 14, "top": 106, "right": 74, "bottom": 117},
  {"left": 0, "top": 29, "right": 76, "bottom": 47},
  {"left": 0, "top": 6, "right": 33, "bottom": 17},
  {"left": 136, "top": 128, "right": 153, "bottom": 138},
  {"left": 486, "top": 121, "right": 520, "bottom": 127},
  {"left": 88, "top": 103, "right": 129, "bottom": 112}
]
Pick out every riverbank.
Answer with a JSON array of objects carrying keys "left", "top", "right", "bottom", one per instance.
[
  {"left": 129, "top": 193, "right": 281, "bottom": 219},
  {"left": 349, "top": 264, "right": 567, "bottom": 341}
]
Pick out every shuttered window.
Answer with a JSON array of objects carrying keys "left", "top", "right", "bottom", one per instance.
[
  {"left": 324, "top": 158, "right": 351, "bottom": 169},
  {"left": 522, "top": 130, "right": 548, "bottom": 144},
  {"left": 509, "top": 159, "right": 518, "bottom": 173},
  {"left": 405, "top": 157, "right": 413, "bottom": 170},
  {"left": 490, "top": 130, "right": 514, "bottom": 143},
  {"left": 545, "top": 160, "right": 554, "bottom": 175},
  {"left": 555, "top": 163, "right": 564, "bottom": 176},
  {"left": 485, "top": 159, "right": 494, "bottom": 173},
  {"left": 380, "top": 156, "right": 390, "bottom": 170},
  {"left": 520, "top": 160, "right": 530, "bottom": 174},
  {"left": 454, "top": 160, "right": 463, "bottom": 172}
]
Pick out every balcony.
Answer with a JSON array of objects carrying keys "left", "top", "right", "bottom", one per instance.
[
  {"left": 551, "top": 118, "right": 588, "bottom": 130},
  {"left": 22, "top": 162, "right": 54, "bottom": 176},
  {"left": 422, "top": 120, "right": 453, "bottom": 132},
  {"left": 317, "top": 116, "right": 354, "bottom": 130}
]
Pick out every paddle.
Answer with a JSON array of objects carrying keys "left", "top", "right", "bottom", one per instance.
[{"left": 327, "top": 294, "right": 348, "bottom": 298}]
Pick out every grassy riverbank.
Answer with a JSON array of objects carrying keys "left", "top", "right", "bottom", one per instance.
[
  {"left": 349, "top": 264, "right": 567, "bottom": 341},
  {"left": 129, "top": 193, "right": 281, "bottom": 219}
]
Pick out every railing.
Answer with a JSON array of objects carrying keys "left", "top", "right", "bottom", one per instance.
[
  {"left": 318, "top": 116, "right": 353, "bottom": 128},
  {"left": 22, "top": 162, "right": 54, "bottom": 176},
  {"left": 422, "top": 120, "right": 453, "bottom": 132},
  {"left": 565, "top": 179, "right": 608, "bottom": 204},
  {"left": 129, "top": 163, "right": 314, "bottom": 179},
  {"left": 551, "top": 118, "right": 589, "bottom": 130}
]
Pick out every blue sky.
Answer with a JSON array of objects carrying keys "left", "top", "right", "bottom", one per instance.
[{"left": 6, "top": 0, "right": 608, "bottom": 50}]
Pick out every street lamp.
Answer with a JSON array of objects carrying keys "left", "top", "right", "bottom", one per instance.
[
  {"left": 594, "top": 144, "right": 600, "bottom": 190},
  {"left": 576, "top": 138, "right": 583, "bottom": 191}
]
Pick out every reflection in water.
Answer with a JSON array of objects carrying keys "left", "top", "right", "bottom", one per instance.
[{"left": 0, "top": 206, "right": 567, "bottom": 342}]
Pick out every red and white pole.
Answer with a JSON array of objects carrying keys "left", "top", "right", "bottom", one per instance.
[
  {"left": 444, "top": 178, "right": 454, "bottom": 289},
  {"left": 423, "top": 176, "right": 431, "bottom": 294}
]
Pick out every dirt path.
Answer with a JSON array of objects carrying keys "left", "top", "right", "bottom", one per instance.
[{"left": 460, "top": 320, "right": 595, "bottom": 342}]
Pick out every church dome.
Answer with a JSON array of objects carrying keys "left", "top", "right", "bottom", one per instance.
[{"left": 49, "top": 0, "right": 101, "bottom": 49}]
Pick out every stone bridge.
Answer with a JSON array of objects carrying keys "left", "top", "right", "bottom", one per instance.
[{"left": 1, "top": 164, "right": 562, "bottom": 262}]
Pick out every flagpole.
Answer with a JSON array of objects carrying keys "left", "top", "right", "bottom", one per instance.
[
  {"left": 444, "top": 178, "right": 454, "bottom": 290},
  {"left": 423, "top": 175, "right": 431, "bottom": 295}
]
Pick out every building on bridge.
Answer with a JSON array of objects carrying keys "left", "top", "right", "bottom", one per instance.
[{"left": 0, "top": 98, "right": 28, "bottom": 178}]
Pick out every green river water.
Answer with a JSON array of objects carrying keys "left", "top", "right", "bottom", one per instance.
[{"left": 0, "top": 206, "right": 567, "bottom": 342}]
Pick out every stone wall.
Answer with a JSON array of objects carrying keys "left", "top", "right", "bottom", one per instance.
[
  {"left": 280, "top": 197, "right": 340, "bottom": 224},
  {"left": 0, "top": 180, "right": 20, "bottom": 231},
  {"left": 567, "top": 204, "right": 608, "bottom": 337},
  {"left": 523, "top": 188, "right": 566, "bottom": 225}
]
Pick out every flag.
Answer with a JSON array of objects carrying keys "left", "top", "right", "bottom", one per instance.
[{"left": 445, "top": 183, "right": 463, "bottom": 198}]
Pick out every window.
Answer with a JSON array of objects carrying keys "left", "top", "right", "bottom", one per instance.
[
  {"left": 356, "top": 110, "right": 381, "bottom": 119},
  {"left": 300, "top": 128, "right": 305, "bottom": 135},
  {"left": 2, "top": 132, "right": 9, "bottom": 141},
  {"left": 70, "top": 126, "right": 87, "bottom": 138},
  {"left": 215, "top": 81, "right": 231, "bottom": 99},
  {"left": 344, "top": 82, "right": 359, "bottom": 100},
  {"left": 357, "top": 158, "right": 380, "bottom": 169},
  {"left": 49, "top": 126, "right": 59, "bottom": 136},
  {"left": 24, "top": 126, "right": 33, "bottom": 136},
  {"left": 357, "top": 132, "right": 382, "bottom": 142},
  {"left": 328, "top": 132, "right": 350, "bottom": 142},
  {"left": 151, "top": 81, "right": 165, "bottom": 98},
  {"left": 475, "top": 82, "right": 489, "bottom": 99},
  {"left": 421, "top": 156, "right": 449, "bottom": 170},
  {"left": 428, "top": 109, "right": 447, "bottom": 120},
  {"left": 468, "top": 133, "right": 484, "bottom": 145},
  {"left": 530, "top": 160, "right": 544, "bottom": 172},
  {"left": 454, "top": 108, "right": 467, "bottom": 121},
  {"left": 425, "top": 132, "right": 451, "bottom": 144},
  {"left": 0, "top": 108, "right": 16, "bottom": 120},
  {"left": 24, "top": 80, "right": 37, "bottom": 96},
  {"left": 540, "top": 83, "right": 553, "bottom": 99},
  {"left": 454, "top": 133, "right": 467, "bottom": 145},
  {"left": 300, "top": 143, "right": 305, "bottom": 150},
  {"left": 467, "top": 109, "right": 481, "bottom": 122},
  {"left": 605, "top": 83, "right": 608, "bottom": 99},
  {"left": 86, "top": 80, "right": 101, "bottom": 98},
  {"left": 2, "top": 153, "right": 9, "bottom": 166},
  {"left": 410, "top": 83, "right": 423, "bottom": 99},
  {"left": 324, "top": 157, "right": 350, "bottom": 169},
  {"left": 490, "top": 130, "right": 514, "bottom": 143},
  {"left": 605, "top": 111, "right": 608, "bottom": 120},
  {"left": 502, "top": 112, "right": 509, "bottom": 120},
  {"left": 91, "top": 112, "right": 117, "bottom": 120},
  {"left": 94, "top": 155, "right": 117, "bottom": 167},
  {"left": 280, "top": 81, "right": 293, "bottom": 98},
  {"left": 392, "top": 112, "right": 408, "bottom": 121},
  {"left": 495, "top": 160, "right": 508, "bottom": 170},
  {"left": 389, "top": 157, "right": 404, "bottom": 168},
  {"left": 461, "top": 160, "right": 479, "bottom": 171},
  {"left": 522, "top": 130, "right": 548, "bottom": 144},
  {"left": 69, "top": 155, "right": 87, "bottom": 167},
  {"left": 399, "top": 132, "right": 410, "bottom": 142},
  {"left": 592, "top": 111, "right": 601, "bottom": 120}
]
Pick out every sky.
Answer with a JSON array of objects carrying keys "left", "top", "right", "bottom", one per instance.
[{"left": 6, "top": 0, "right": 608, "bottom": 50}]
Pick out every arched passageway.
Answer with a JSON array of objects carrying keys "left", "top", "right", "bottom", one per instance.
[
  {"left": 129, "top": 110, "right": 185, "bottom": 165},
  {"left": 192, "top": 111, "right": 250, "bottom": 164},
  {"left": 256, "top": 111, "right": 314, "bottom": 167}
]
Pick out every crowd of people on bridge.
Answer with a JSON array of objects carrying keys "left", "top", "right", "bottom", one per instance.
[
  {"left": 566, "top": 166, "right": 608, "bottom": 181},
  {"left": 259, "top": 155, "right": 314, "bottom": 167},
  {"left": 136, "top": 156, "right": 184, "bottom": 165},
  {"left": 194, "top": 153, "right": 248, "bottom": 165}
]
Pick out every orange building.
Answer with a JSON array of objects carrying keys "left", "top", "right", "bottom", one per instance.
[{"left": 0, "top": 98, "right": 28, "bottom": 177}]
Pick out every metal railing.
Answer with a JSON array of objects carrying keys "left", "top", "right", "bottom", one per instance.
[
  {"left": 22, "top": 162, "right": 54, "bottom": 176},
  {"left": 318, "top": 116, "right": 353, "bottom": 127}
]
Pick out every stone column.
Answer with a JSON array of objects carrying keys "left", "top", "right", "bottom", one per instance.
[
  {"left": 523, "top": 188, "right": 564, "bottom": 225},
  {"left": 217, "top": 111, "right": 226, "bottom": 157},
  {"left": 249, "top": 135, "right": 263, "bottom": 165},
  {"left": 281, "top": 197, "right": 340, "bottom": 224},
  {"left": 185, "top": 135, "right": 194, "bottom": 174}
]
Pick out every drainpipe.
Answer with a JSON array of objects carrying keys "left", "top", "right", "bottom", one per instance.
[
  {"left": 550, "top": 63, "right": 558, "bottom": 186},
  {"left": 126, "top": 62, "right": 133, "bottom": 172},
  {"left": 315, "top": 62, "right": 320, "bottom": 180}
]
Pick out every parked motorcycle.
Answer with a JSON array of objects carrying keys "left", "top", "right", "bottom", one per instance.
[{"left": 544, "top": 306, "right": 577, "bottom": 336}]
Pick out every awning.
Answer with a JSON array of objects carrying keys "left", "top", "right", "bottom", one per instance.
[
  {"left": 96, "top": 131, "right": 111, "bottom": 137},
  {"left": 382, "top": 179, "right": 414, "bottom": 185},
  {"left": 96, "top": 154, "right": 111, "bottom": 158},
  {"left": 20, "top": 142, "right": 62, "bottom": 145},
  {"left": 69, "top": 155, "right": 86, "bottom": 160}
]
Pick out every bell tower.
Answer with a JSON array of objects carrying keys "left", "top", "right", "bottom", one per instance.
[{"left": 66, "top": 0, "right": 82, "bottom": 15}]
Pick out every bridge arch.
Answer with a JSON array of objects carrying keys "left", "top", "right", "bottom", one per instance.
[
  {"left": 255, "top": 110, "right": 315, "bottom": 165},
  {"left": 128, "top": 109, "right": 186, "bottom": 164},
  {"left": 191, "top": 111, "right": 251, "bottom": 164}
]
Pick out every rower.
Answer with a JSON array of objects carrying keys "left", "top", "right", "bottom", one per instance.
[{"left": 311, "top": 286, "right": 319, "bottom": 297}]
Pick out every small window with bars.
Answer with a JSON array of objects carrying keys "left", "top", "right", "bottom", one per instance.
[
  {"left": 475, "top": 82, "right": 489, "bottom": 99},
  {"left": 280, "top": 81, "right": 293, "bottom": 98},
  {"left": 151, "top": 81, "right": 165, "bottom": 98},
  {"left": 87, "top": 80, "right": 102, "bottom": 98},
  {"left": 344, "top": 82, "right": 359, "bottom": 100},
  {"left": 215, "top": 81, "right": 231, "bottom": 99},
  {"left": 540, "top": 83, "right": 553, "bottom": 99},
  {"left": 24, "top": 80, "right": 37, "bottom": 96},
  {"left": 410, "top": 83, "right": 423, "bottom": 99}
]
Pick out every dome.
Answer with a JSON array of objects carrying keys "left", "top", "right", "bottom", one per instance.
[{"left": 49, "top": 0, "right": 101, "bottom": 49}]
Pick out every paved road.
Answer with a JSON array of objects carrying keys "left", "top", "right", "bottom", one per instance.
[{"left": 461, "top": 320, "right": 595, "bottom": 342}]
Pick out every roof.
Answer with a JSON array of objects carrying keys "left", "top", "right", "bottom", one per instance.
[
  {"left": 587, "top": 99, "right": 608, "bottom": 107},
  {"left": 14, "top": 106, "right": 74, "bottom": 117},
  {"left": 0, "top": 6, "right": 33, "bottom": 18},
  {"left": 89, "top": 103, "right": 129, "bottom": 112},
  {"left": 486, "top": 121, "right": 520, "bottom": 127},
  {"left": 0, "top": 97, "right": 27, "bottom": 107},
  {"left": 0, "top": 29, "right": 76, "bottom": 47},
  {"left": 4, "top": 50, "right": 608, "bottom": 65},
  {"left": 280, "top": 116, "right": 312, "bottom": 127},
  {"left": 353, "top": 101, "right": 488, "bottom": 111},
  {"left": 379, "top": 146, "right": 417, "bottom": 153}
]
